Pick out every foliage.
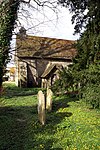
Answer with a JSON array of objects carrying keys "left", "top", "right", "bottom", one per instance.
[
  {"left": 83, "top": 84, "right": 100, "bottom": 109},
  {"left": 53, "top": 57, "right": 100, "bottom": 108},
  {"left": 0, "top": 0, "right": 19, "bottom": 86},
  {"left": 80, "top": 62, "right": 100, "bottom": 108},
  {"left": 72, "top": 52, "right": 100, "bottom": 108},
  {"left": 58, "top": 0, "right": 100, "bottom": 69},
  {"left": 58, "top": 0, "right": 100, "bottom": 68},
  {"left": 58, "top": 0, "right": 100, "bottom": 34},
  {"left": 0, "top": 83, "right": 100, "bottom": 149},
  {"left": 51, "top": 67, "right": 77, "bottom": 94},
  {"left": 57, "top": 0, "right": 100, "bottom": 108}
]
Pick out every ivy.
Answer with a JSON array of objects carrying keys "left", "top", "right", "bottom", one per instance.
[{"left": 0, "top": 0, "right": 19, "bottom": 86}]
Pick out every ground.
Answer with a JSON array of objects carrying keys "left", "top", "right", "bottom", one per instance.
[{"left": 0, "top": 82, "right": 100, "bottom": 150}]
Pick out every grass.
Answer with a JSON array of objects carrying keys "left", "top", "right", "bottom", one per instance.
[{"left": 0, "top": 82, "right": 100, "bottom": 150}]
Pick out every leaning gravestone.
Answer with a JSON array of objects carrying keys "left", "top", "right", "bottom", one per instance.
[
  {"left": 37, "top": 90, "right": 46, "bottom": 125},
  {"left": 46, "top": 88, "right": 53, "bottom": 112}
]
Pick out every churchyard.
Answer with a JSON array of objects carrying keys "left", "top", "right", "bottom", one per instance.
[{"left": 0, "top": 82, "right": 100, "bottom": 150}]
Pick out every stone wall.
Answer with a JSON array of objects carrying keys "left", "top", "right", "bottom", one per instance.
[
  {"left": 27, "top": 60, "right": 37, "bottom": 87},
  {"left": 18, "top": 61, "right": 27, "bottom": 87},
  {"left": 15, "top": 59, "right": 49, "bottom": 87}
]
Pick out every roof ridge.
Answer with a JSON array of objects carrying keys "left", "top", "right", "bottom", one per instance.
[{"left": 17, "top": 34, "right": 76, "bottom": 42}]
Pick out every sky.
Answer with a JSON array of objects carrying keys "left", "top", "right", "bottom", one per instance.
[
  {"left": 17, "top": 2, "right": 80, "bottom": 40},
  {"left": 8, "top": 2, "right": 80, "bottom": 67}
]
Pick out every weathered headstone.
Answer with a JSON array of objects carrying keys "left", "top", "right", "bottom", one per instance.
[
  {"left": 37, "top": 90, "right": 46, "bottom": 125},
  {"left": 46, "top": 88, "right": 53, "bottom": 112}
]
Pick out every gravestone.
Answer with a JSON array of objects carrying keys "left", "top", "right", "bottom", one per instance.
[
  {"left": 46, "top": 88, "right": 53, "bottom": 112},
  {"left": 37, "top": 90, "right": 46, "bottom": 125}
]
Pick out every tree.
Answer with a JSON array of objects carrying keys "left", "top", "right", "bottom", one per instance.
[
  {"left": 58, "top": 0, "right": 100, "bottom": 72},
  {"left": 0, "top": 0, "right": 19, "bottom": 89},
  {"left": 58, "top": 0, "right": 100, "bottom": 32},
  {"left": 58, "top": 0, "right": 100, "bottom": 108}
]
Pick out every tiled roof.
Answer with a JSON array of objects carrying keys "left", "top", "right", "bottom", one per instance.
[{"left": 16, "top": 35, "right": 77, "bottom": 59}]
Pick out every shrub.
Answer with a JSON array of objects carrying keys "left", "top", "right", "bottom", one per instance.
[
  {"left": 51, "top": 68, "right": 76, "bottom": 95},
  {"left": 83, "top": 84, "right": 100, "bottom": 109}
]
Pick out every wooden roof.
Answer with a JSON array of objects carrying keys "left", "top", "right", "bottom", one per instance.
[
  {"left": 16, "top": 35, "right": 77, "bottom": 60},
  {"left": 41, "top": 64, "right": 56, "bottom": 78},
  {"left": 41, "top": 64, "right": 62, "bottom": 78}
]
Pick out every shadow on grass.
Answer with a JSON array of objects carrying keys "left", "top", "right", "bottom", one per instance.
[
  {"left": 0, "top": 83, "right": 75, "bottom": 149},
  {"left": 3, "top": 88, "right": 40, "bottom": 98},
  {"left": 52, "top": 94, "right": 79, "bottom": 112},
  {"left": 2, "top": 83, "right": 42, "bottom": 98},
  {"left": 0, "top": 102, "right": 72, "bottom": 150}
]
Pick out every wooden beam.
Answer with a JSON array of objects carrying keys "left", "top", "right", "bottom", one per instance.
[{"left": 18, "top": 56, "right": 72, "bottom": 62}]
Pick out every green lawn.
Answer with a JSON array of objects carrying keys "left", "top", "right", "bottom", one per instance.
[{"left": 0, "top": 82, "right": 100, "bottom": 150}]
